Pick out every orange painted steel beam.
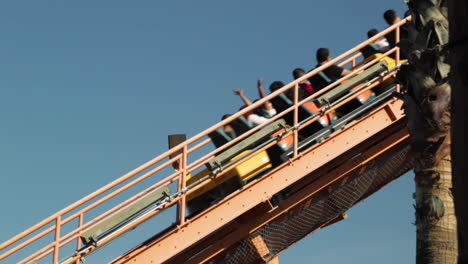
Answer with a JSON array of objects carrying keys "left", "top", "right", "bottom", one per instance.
[
  {"left": 250, "top": 234, "right": 272, "bottom": 261},
  {"left": 320, "top": 213, "right": 348, "bottom": 228},
  {"left": 169, "top": 124, "right": 410, "bottom": 264},
  {"left": 111, "top": 98, "right": 406, "bottom": 264},
  {"left": 268, "top": 256, "right": 280, "bottom": 264},
  {"left": 113, "top": 100, "right": 406, "bottom": 262},
  {"left": 192, "top": 131, "right": 410, "bottom": 264}
]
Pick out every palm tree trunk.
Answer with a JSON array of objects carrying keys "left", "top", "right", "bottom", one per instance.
[
  {"left": 448, "top": 0, "right": 468, "bottom": 262},
  {"left": 414, "top": 155, "right": 457, "bottom": 263},
  {"left": 397, "top": 0, "right": 458, "bottom": 262}
]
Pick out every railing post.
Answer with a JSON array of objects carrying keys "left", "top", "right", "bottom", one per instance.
[
  {"left": 177, "top": 145, "right": 187, "bottom": 225},
  {"left": 75, "top": 213, "right": 84, "bottom": 264},
  {"left": 293, "top": 83, "right": 299, "bottom": 158},
  {"left": 53, "top": 216, "right": 61, "bottom": 264},
  {"left": 395, "top": 24, "right": 401, "bottom": 93}
]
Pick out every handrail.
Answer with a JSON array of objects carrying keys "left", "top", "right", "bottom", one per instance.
[{"left": 0, "top": 17, "right": 408, "bottom": 264}]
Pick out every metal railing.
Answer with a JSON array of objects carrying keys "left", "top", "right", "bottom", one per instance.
[{"left": 0, "top": 17, "right": 409, "bottom": 264}]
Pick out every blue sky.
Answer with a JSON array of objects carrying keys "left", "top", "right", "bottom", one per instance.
[{"left": 0, "top": 1, "right": 414, "bottom": 263}]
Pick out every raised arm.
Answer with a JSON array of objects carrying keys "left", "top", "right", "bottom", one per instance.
[
  {"left": 257, "top": 77, "right": 267, "bottom": 98},
  {"left": 256, "top": 78, "right": 274, "bottom": 111},
  {"left": 234, "top": 88, "right": 252, "bottom": 106},
  {"left": 341, "top": 68, "right": 352, "bottom": 77}
]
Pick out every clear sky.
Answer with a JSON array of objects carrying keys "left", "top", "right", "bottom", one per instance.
[{"left": 0, "top": 1, "right": 415, "bottom": 263}]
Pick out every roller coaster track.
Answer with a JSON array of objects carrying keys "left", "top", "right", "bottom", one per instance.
[{"left": 0, "top": 18, "right": 412, "bottom": 264}]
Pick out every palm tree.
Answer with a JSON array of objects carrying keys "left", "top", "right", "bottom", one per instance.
[
  {"left": 396, "top": 0, "right": 458, "bottom": 263},
  {"left": 448, "top": 0, "right": 468, "bottom": 262}
]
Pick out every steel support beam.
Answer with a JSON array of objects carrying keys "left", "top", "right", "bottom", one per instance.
[
  {"left": 111, "top": 99, "right": 406, "bottom": 264},
  {"left": 180, "top": 128, "right": 410, "bottom": 264}
]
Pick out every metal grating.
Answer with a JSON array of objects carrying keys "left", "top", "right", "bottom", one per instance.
[{"left": 218, "top": 145, "right": 414, "bottom": 264}]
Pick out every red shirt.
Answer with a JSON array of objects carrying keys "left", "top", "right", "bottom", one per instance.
[{"left": 300, "top": 81, "right": 315, "bottom": 97}]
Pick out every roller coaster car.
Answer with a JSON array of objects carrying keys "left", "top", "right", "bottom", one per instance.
[
  {"left": 185, "top": 149, "right": 271, "bottom": 214},
  {"left": 276, "top": 60, "right": 391, "bottom": 162},
  {"left": 356, "top": 50, "right": 401, "bottom": 94},
  {"left": 281, "top": 83, "right": 397, "bottom": 164},
  {"left": 178, "top": 61, "right": 393, "bottom": 215},
  {"left": 226, "top": 116, "right": 294, "bottom": 166},
  {"left": 170, "top": 119, "right": 293, "bottom": 214},
  {"left": 271, "top": 62, "right": 386, "bottom": 140},
  {"left": 281, "top": 60, "right": 395, "bottom": 160},
  {"left": 270, "top": 93, "right": 338, "bottom": 137},
  {"left": 80, "top": 186, "right": 171, "bottom": 245},
  {"left": 309, "top": 71, "right": 372, "bottom": 117},
  {"left": 359, "top": 43, "right": 381, "bottom": 58},
  {"left": 313, "top": 60, "right": 388, "bottom": 115},
  {"left": 308, "top": 71, "right": 332, "bottom": 93}
]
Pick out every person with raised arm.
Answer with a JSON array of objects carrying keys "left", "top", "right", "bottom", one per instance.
[
  {"left": 234, "top": 82, "right": 276, "bottom": 127},
  {"left": 255, "top": 77, "right": 277, "bottom": 117}
]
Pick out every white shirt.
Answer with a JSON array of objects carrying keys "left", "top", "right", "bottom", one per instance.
[
  {"left": 375, "top": 39, "right": 390, "bottom": 52},
  {"left": 247, "top": 108, "right": 277, "bottom": 127}
]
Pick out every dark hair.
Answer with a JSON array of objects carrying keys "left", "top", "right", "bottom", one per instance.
[
  {"left": 252, "top": 99, "right": 264, "bottom": 116},
  {"left": 367, "top": 28, "right": 379, "bottom": 39},
  {"left": 383, "top": 9, "right": 398, "bottom": 25},
  {"left": 404, "top": 10, "right": 412, "bottom": 18},
  {"left": 221, "top": 114, "right": 231, "bottom": 120},
  {"left": 269, "top": 81, "right": 285, "bottom": 93},
  {"left": 239, "top": 100, "right": 262, "bottom": 117},
  {"left": 292, "top": 68, "right": 305, "bottom": 79},
  {"left": 316, "top": 48, "right": 330, "bottom": 63}
]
